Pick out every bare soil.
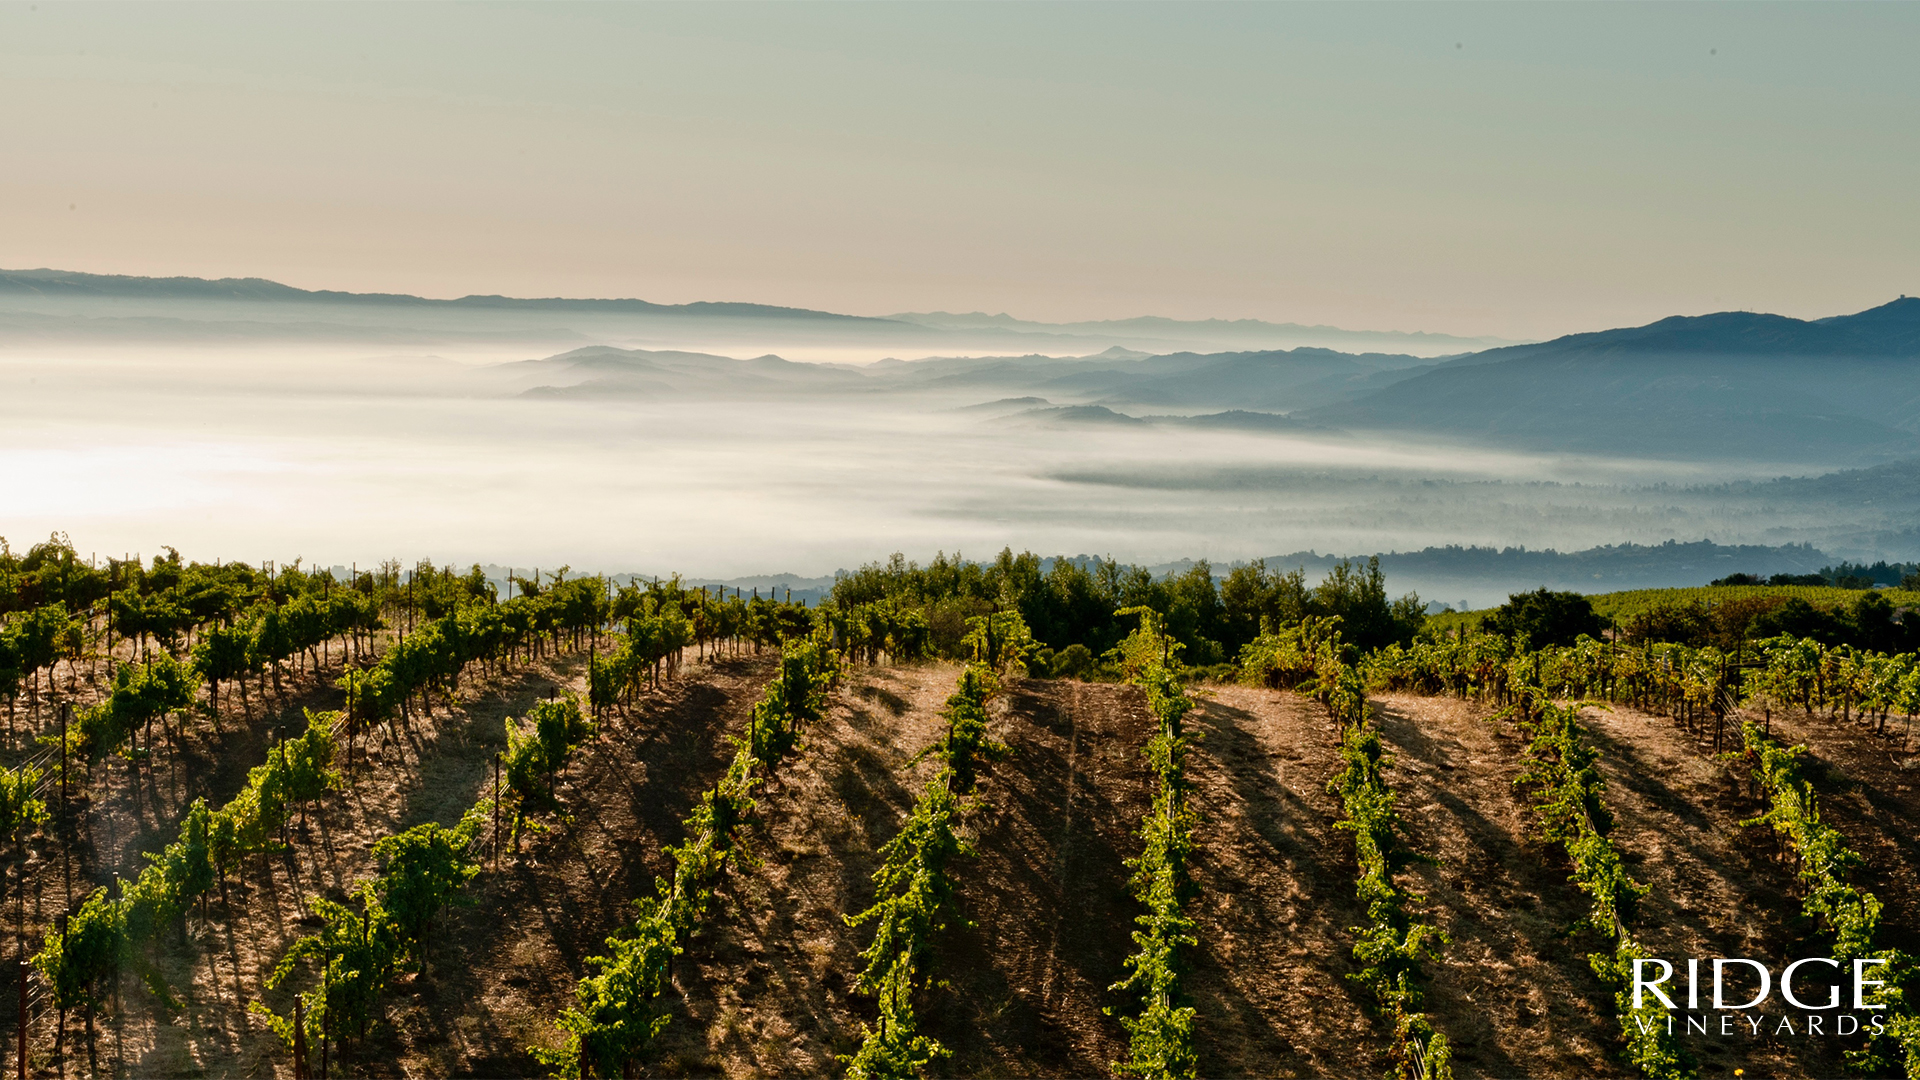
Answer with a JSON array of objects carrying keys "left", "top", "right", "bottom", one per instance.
[
  {"left": 1365, "top": 692, "right": 1852, "bottom": 1079},
  {"left": 1745, "top": 707, "right": 1920, "bottom": 960},
  {"left": 647, "top": 669, "right": 1157, "bottom": 1080},
  {"left": 12, "top": 656, "right": 1916, "bottom": 1079}
]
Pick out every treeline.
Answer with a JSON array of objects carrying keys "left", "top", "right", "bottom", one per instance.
[
  {"left": 1642, "top": 590, "right": 1919, "bottom": 655},
  {"left": 1474, "top": 586, "right": 1920, "bottom": 657},
  {"left": 829, "top": 550, "right": 1426, "bottom": 675},
  {"left": 1716, "top": 560, "right": 1920, "bottom": 590}
]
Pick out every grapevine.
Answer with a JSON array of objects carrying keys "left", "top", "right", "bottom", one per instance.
[
  {"left": 34, "top": 707, "right": 341, "bottom": 1013},
  {"left": 1105, "top": 607, "right": 1200, "bottom": 1080},
  {"left": 1255, "top": 618, "right": 1454, "bottom": 1080},
  {"left": 1507, "top": 693, "right": 1692, "bottom": 1080},
  {"left": 535, "top": 633, "right": 838, "bottom": 1078},
  {"left": 1738, "top": 721, "right": 1920, "bottom": 1077},
  {"left": 842, "top": 615, "right": 1024, "bottom": 1080}
]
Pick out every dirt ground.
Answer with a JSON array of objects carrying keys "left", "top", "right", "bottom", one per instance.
[
  {"left": 1366, "top": 692, "right": 1853, "bottom": 1080},
  {"left": 639, "top": 668, "right": 1157, "bottom": 1080},
  {"left": 11, "top": 642, "right": 771, "bottom": 1079},
  {"left": 4, "top": 637, "right": 446, "bottom": 1078},
  {"left": 1178, "top": 685, "right": 1391, "bottom": 1079},
  {"left": 12, "top": 652, "right": 1918, "bottom": 1079},
  {"left": 1747, "top": 707, "right": 1920, "bottom": 960}
]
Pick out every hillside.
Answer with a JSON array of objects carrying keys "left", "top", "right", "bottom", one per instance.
[
  {"left": 6, "top": 559, "right": 1917, "bottom": 1080},
  {"left": 66, "top": 657, "right": 1894, "bottom": 1080}
]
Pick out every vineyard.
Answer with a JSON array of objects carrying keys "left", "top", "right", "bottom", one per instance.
[{"left": 0, "top": 538, "right": 1917, "bottom": 1078}]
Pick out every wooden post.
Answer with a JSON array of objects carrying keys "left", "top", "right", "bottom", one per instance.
[
  {"left": 293, "top": 995, "right": 309, "bottom": 1080},
  {"left": 277, "top": 730, "right": 288, "bottom": 849},
  {"left": 17, "top": 959, "right": 26, "bottom": 1080},
  {"left": 492, "top": 754, "right": 501, "bottom": 870},
  {"left": 53, "top": 915, "right": 64, "bottom": 1080},
  {"left": 58, "top": 705, "right": 68, "bottom": 809},
  {"left": 320, "top": 957, "right": 330, "bottom": 1080}
]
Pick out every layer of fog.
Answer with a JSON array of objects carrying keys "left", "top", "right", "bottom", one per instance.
[
  {"left": 0, "top": 290, "right": 1503, "bottom": 363},
  {"left": 4, "top": 340, "right": 1905, "bottom": 580}
]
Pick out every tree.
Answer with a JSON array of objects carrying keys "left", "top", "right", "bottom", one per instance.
[
  {"left": 1620, "top": 602, "right": 1713, "bottom": 647},
  {"left": 1311, "top": 558, "right": 1423, "bottom": 651},
  {"left": 1748, "top": 598, "right": 1850, "bottom": 647},
  {"left": 1220, "top": 560, "right": 1311, "bottom": 647},
  {"left": 1160, "top": 562, "right": 1227, "bottom": 665},
  {"left": 1483, "top": 588, "right": 1605, "bottom": 648}
]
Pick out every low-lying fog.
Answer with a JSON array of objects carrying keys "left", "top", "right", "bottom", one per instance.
[{"left": 0, "top": 341, "right": 1904, "bottom": 576}]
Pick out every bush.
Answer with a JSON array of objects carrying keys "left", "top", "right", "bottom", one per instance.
[
  {"left": 1620, "top": 602, "right": 1713, "bottom": 647},
  {"left": 925, "top": 597, "right": 992, "bottom": 660},
  {"left": 1707, "top": 596, "right": 1786, "bottom": 647},
  {"left": 1748, "top": 598, "right": 1850, "bottom": 646},
  {"left": 1043, "top": 643, "right": 1095, "bottom": 680},
  {"left": 1188, "top": 663, "right": 1240, "bottom": 685},
  {"left": 1483, "top": 589, "right": 1606, "bottom": 649}
]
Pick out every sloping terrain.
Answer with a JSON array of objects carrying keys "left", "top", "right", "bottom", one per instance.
[
  {"left": 1748, "top": 707, "right": 1920, "bottom": 961},
  {"left": 31, "top": 649, "right": 770, "bottom": 1079},
  {"left": 30, "top": 660, "right": 1920, "bottom": 1078},
  {"left": 1183, "top": 686, "right": 1851, "bottom": 1079},
  {"left": 636, "top": 669, "right": 1164, "bottom": 1078}
]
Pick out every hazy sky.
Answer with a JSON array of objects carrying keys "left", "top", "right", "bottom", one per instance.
[{"left": 5, "top": 2, "right": 1916, "bottom": 338}]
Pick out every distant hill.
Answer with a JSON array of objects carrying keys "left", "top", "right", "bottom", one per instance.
[
  {"left": 1436, "top": 298, "right": 1920, "bottom": 366},
  {"left": 505, "top": 344, "right": 868, "bottom": 398},
  {"left": 509, "top": 342, "right": 1436, "bottom": 412},
  {"left": 1076, "top": 348, "right": 1432, "bottom": 410},
  {"left": 14, "top": 268, "right": 1920, "bottom": 471},
  {"left": 994, "top": 404, "right": 1151, "bottom": 429},
  {"left": 0, "top": 268, "right": 1501, "bottom": 357},
  {"left": 885, "top": 310, "right": 1517, "bottom": 356},
  {"left": 1303, "top": 299, "right": 1920, "bottom": 464},
  {"left": 0, "top": 267, "right": 886, "bottom": 322}
]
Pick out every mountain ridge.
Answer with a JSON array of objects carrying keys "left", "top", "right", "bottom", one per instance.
[
  {"left": 1301, "top": 299, "right": 1920, "bottom": 464},
  {"left": 0, "top": 267, "right": 892, "bottom": 323},
  {"left": 0, "top": 267, "right": 1514, "bottom": 351},
  {"left": 1434, "top": 298, "right": 1920, "bottom": 369}
]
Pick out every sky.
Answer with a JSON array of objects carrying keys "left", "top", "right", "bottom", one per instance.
[{"left": 3, "top": 2, "right": 1917, "bottom": 339}]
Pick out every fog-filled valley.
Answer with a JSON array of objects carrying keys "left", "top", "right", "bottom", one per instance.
[{"left": 5, "top": 269, "right": 1920, "bottom": 604}]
